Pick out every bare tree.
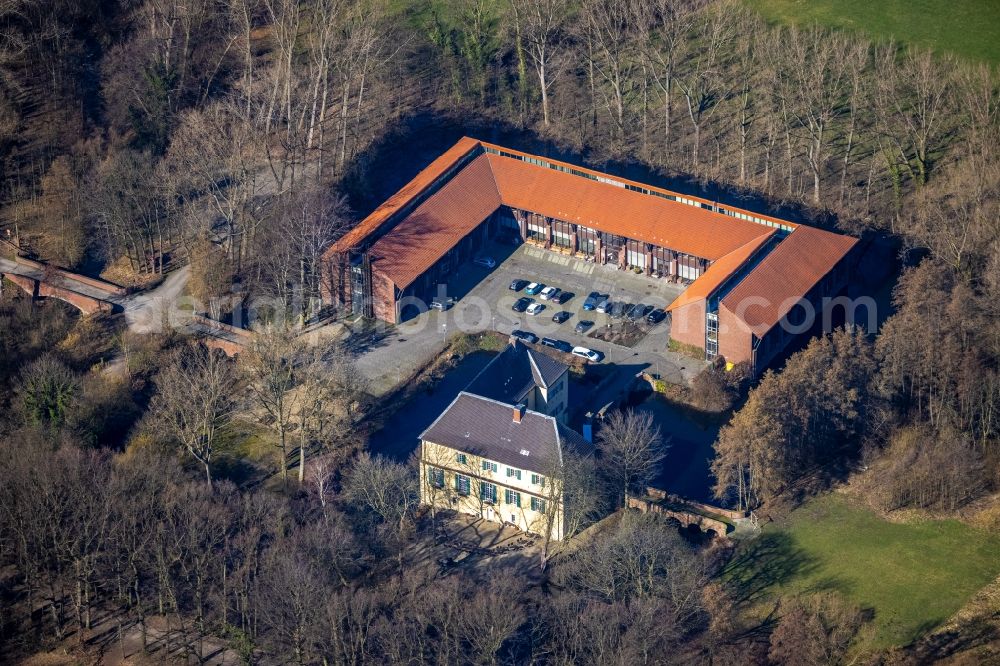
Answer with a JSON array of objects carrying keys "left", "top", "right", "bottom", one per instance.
[
  {"left": 149, "top": 343, "right": 238, "bottom": 488},
  {"left": 674, "top": 3, "right": 734, "bottom": 170},
  {"left": 555, "top": 511, "right": 707, "bottom": 624},
  {"left": 510, "top": 0, "right": 569, "bottom": 127},
  {"left": 341, "top": 452, "right": 419, "bottom": 533},
  {"left": 778, "top": 26, "right": 854, "bottom": 204},
  {"left": 293, "top": 341, "right": 368, "bottom": 484},
  {"left": 633, "top": 0, "right": 705, "bottom": 158},
  {"left": 596, "top": 408, "right": 666, "bottom": 506},
  {"left": 768, "top": 592, "right": 866, "bottom": 666},
  {"left": 579, "top": 0, "right": 640, "bottom": 144},
  {"left": 241, "top": 323, "right": 302, "bottom": 483},
  {"left": 875, "top": 46, "right": 953, "bottom": 188}
]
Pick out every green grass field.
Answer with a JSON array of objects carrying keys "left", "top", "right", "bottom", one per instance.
[
  {"left": 746, "top": 0, "right": 1000, "bottom": 65},
  {"left": 728, "top": 494, "right": 1000, "bottom": 650}
]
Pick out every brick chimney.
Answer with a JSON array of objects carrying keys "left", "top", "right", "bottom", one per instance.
[{"left": 513, "top": 404, "right": 526, "bottom": 423}]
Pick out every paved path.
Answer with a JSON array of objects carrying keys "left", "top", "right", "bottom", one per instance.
[{"left": 119, "top": 265, "right": 191, "bottom": 333}]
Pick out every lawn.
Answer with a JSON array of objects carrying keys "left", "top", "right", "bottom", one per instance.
[
  {"left": 745, "top": 0, "right": 1000, "bottom": 65},
  {"left": 727, "top": 493, "right": 1000, "bottom": 650}
]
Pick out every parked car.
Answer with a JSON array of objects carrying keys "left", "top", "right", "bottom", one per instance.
[
  {"left": 526, "top": 302, "right": 546, "bottom": 315},
  {"left": 539, "top": 286, "right": 561, "bottom": 300},
  {"left": 552, "top": 311, "right": 572, "bottom": 324},
  {"left": 512, "top": 297, "right": 533, "bottom": 312},
  {"left": 473, "top": 255, "right": 496, "bottom": 268},
  {"left": 646, "top": 308, "right": 667, "bottom": 325},
  {"left": 582, "top": 291, "right": 604, "bottom": 310},
  {"left": 524, "top": 282, "right": 545, "bottom": 296},
  {"left": 571, "top": 346, "right": 604, "bottom": 362},
  {"left": 510, "top": 329, "right": 539, "bottom": 344},
  {"left": 556, "top": 291, "right": 575, "bottom": 305},
  {"left": 541, "top": 338, "right": 573, "bottom": 353},
  {"left": 575, "top": 319, "right": 595, "bottom": 333},
  {"left": 430, "top": 296, "right": 454, "bottom": 311},
  {"left": 627, "top": 304, "right": 652, "bottom": 321},
  {"left": 509, "top": 279, "right": 529, "bottom": 292},
  {"left": 610, "top": 302, "right": 629, "bottom": 319},
  {"left": 595, "top": 297, "right": 613, "bottom": 314}
]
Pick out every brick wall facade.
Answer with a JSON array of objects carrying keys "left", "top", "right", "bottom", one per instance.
[
  {"left": 717, "top": 305, "right": 754, "bottom": 365},
  {"left": 372, "top": 272, "right": 397, "bottom": 323},
  {"left": 669, "top": 299, "right": 706, "bottom": 350}
]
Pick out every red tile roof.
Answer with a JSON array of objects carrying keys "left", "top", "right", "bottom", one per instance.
[
  {"left": 666, "top": 229, "right": 778, "bottom": 312},
  {"left": 325, "top": 136, "right": 482, "bottom": 257},
  {"left": 486, "top": 153, "right": 773, "bottom": 261},
  {"left": 367, "top": 154, "right": 501, "bottom": 289},
  {"left": 326, "top": 137, "right": 856, "bottom": 332},
  {"left": 720, "top": 226, "right": 858, "bottom": 337},
  {"left": 478, "top": 140, "right": 795, "bottom": 230}
]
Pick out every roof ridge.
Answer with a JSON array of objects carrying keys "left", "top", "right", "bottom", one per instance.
[
  {"left": 666, "top": 229, "right": 777, "bottom": 312},
  {"left": 525, "top": 348, "right": 548, "bottom": 389},
  {"left": 418, "top": 391, "right": 470, "bottom": 441},
  {"left": 454, "top": 390, "right": 554, "bottom": 423}
]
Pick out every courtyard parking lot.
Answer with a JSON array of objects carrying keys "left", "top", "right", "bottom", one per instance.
[
  {"left": 346, "top": 242, "right": 704, "bottom": 396},
  {"left": 461, "top": 241, "right": 684, "bottom": 350}
]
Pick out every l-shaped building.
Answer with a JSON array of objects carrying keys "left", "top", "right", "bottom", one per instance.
[{"left": 322, "top": 137, "right": 858, "bottom": 373}]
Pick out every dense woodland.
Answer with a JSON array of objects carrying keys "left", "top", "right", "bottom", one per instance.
[{"left": 1, "top": 0, "right": 998, "bottom": 662}]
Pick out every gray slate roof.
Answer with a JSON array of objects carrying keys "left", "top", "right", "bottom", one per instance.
[
  {"left": 465, "top": 340, "right": 567, "bottom": 404},
  {"left": 420, "top": 392, "right": 592, "bottom": 473}
]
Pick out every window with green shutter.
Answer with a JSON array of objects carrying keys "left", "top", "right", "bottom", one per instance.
[
  {"left": 531, "top": 497, "right": 546, "bottom": 513},
  {"left": 505, "top": 489, "right": 521, "bottom": 507}
]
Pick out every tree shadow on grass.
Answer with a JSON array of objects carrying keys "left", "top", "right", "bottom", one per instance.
[
  {"left": 905, "top": 616, "right": 997, "bottom": 662},
  {"left": 721, "top": 532, "right": 819, "bottom": 607}
]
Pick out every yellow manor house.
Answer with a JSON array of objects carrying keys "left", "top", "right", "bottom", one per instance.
[{"left": 419, "top": 391, "right": 592, "bottom": 542}]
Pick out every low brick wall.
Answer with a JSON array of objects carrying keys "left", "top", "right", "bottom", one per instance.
[
  {"left": 4, "top": 273, "right": 112, "bottom": 314},
  {"left": 13, "top": 258, "right": 126, "bottom": 297},
  {"left": 203, "top": 336, "right": 244, "bottom": 357},
  {"left": 2, "top": 273, "right": 39, "bottom": 297},
  {"left": 37, "top": 282, "right": 113, "bottom": 314},
  {"left": 191, "top": 313, "right": 253, "bottom": 339}
]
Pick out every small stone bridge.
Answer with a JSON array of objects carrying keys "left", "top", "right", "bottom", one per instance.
[
  {"left": 0, "top": 256, "right": 125, "bottom": 315},
  {"left": 627, "top": 487, "right": 747, "bottom": 538}
]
